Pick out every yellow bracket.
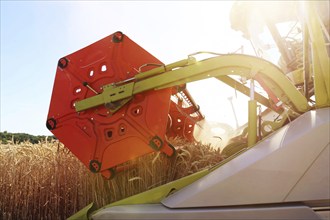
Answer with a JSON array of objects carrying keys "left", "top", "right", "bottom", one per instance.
[
  {"left": 261, "top": 113, "right": 289, "bottom": 137},
  {"left": 74, "top": 58, "right": 195, "bottom": 112},
  {"left": 75, "top": 82, "right": 134, "bottom": 112}
]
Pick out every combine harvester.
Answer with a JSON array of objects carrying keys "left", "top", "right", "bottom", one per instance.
[{"left": 47, "top": 1, "right": 329, "bottom": 219}]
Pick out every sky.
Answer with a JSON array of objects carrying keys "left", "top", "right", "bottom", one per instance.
[{"left": 1, "top": 1, "right": 253, "bottom": 136}]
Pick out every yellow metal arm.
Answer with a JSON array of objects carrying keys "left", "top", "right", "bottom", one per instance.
[
  {"left": 74, "top": 58, "right": 195, "bottom": 112},
  {"left": 305, "top": 1, "right": 330, "bottom": 108},
  {"left": 134, "top": 54, "right": 310, "bottom": 113},
  {"left": 75, "top": 54, "right": 310, "bottom": 114}
]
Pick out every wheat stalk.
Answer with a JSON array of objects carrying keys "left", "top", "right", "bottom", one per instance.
[{"left": 0, "top": 137, "right": 223, "bottom": 219}]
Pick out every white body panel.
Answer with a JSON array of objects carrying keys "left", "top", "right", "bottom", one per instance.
[
  {"left": 162, "top": 108, "right": 330, "bottom": 208},
  {"left": 92, "top": 108, "right": 330, "bottom": 219},
  {"left": 92, "top": 204, "right": 323, "bottom": 220}
]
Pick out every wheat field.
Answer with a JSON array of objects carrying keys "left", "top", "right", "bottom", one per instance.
[{"left": 0, "top": 138, "right": 223, "bottom": 220}]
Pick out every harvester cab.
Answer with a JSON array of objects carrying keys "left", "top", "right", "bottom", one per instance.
[
  {"left": 230, "top": 1, "right": 329, "bottom": 104},
  {"left": 47, "top": 1, "right": 329, "bottom": 219}
]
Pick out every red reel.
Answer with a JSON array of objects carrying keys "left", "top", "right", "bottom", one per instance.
[{"left": 47, "top": 32, "right": 175, "bottom": 179}]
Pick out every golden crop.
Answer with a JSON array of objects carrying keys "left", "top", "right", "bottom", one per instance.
[{"left": 0, "top": 138, "right": 222, "bottom": 219}]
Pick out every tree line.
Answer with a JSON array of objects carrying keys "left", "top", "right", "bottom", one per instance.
[{"left": 0, "top": 131, "right": 56, "bottom": 144}]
